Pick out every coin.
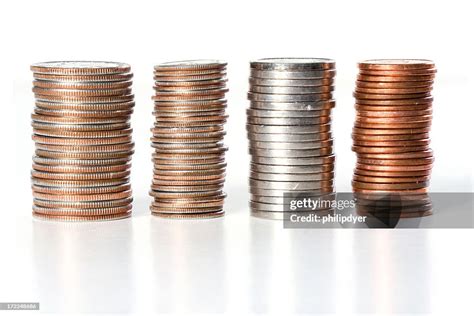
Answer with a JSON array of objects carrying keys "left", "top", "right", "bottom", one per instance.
[
  {"left": 31, "top": 61, "right": 131, "bottom": 75},
  {"left": 250, "top": 58, "right": 335, "bottom": 71},
  {"left": 358, "top": 59, "right": 435, "bottom": 71}
]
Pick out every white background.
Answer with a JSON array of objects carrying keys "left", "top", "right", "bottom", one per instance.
[{"left": 2, "top": 0, "right": 474, "bottom": 315}]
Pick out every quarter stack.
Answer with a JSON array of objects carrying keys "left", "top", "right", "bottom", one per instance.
[
  {"left": 150, "top": 60, "right": 228, "bottom": 218},
  {"left": 30, "top": 61, "right": 135, "bottom": 221},
  {"left": 247, "top": 58, "right": 337, "bottom": 219},
  {"left": 352, "top": 59, "right": 436, "bottom": 218}
]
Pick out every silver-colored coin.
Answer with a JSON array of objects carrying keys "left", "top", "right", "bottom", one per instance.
[
  {"left": 250, "top": 171, "right": 334, "bottom": 182},
  {"left": 249, "top": 147, "right": 333, "bottom": 158},
  {"left": 250, "top": 58, "right": 335, "bottom": 71},
  {"left": 250, "top": 85, "right": 334, "bottom": 94},
  {"left": 248, "top": 92, "right": 332, "bottom": 102},
  {"left": 247, "top": 132, "right": 332, "bottom": 142},
  {"left": 247, "top": 116, "right": 331, "bottom": 126},
  {"left": 153, "top": 146, "right": 227, "bottom": 154},
  {"left": 251, "top": 155, "right": 335, "bottom": 166},
  {"left": 247, "top": 124, "right": 331, "bottom": 134},
  {"left": 247, "top": 109, "right": 331, "bottom": 118},
  {"left": 250, "top": 163, "right": 334, "bottom": 174},
  {"left": 32, "top": 122, "right": 130, "bottom": 131},
  {"left": 31, "top": 177, "right": 130, "bottom": 188},
  {"left": 250, "top": 187, "right": 334, "bottom": 197},
  {"left": 32, "top": 156, "right": 131, "bottom": 166},
  {"left": 249, "top": 100, "right": 335, "bottom": 111},
  {"left": 152, "top": 142, "right": 224, "bottom": 149},
  {"left": 250, "top": 69, "right": 336, "bottom": 79},
  {"left": 32, "top": 116, "right": 129, "bottom": 125},
  {"left": 249, "top": 179, "right": 334, "bottom": 190},
  {"left": 154, "top": 110, "right": 226, "bottom": 118},
  {"left": 250, "top": 194, "right": 335, "bottom": 207},
  {"left": 151, "top": 131, "right": 226, "bottom": 139},
  {"left": 249, "top": 139, "right": 333, "bottom": 150},
  {"left": 154, "top": 59, "right": 227, "bottom": 70},
  {"left": 31, "top": 61, "right": 131, "bottom": 75},
  {"left": 249, "top": 201, "right": 334, "bottom": 213},
  {"left": 249, "top": 78, "right": 334, "bottom": 87}
]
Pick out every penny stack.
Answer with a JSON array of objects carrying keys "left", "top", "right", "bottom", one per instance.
[
  {"left": 150, "top": 60, "right": 228, "bottom": 218},
  {"left": 352, "top": 59, "right": 436, "bottom": 218},
  {"left": 247, "top": 58, "right": 337, "bottom": 219},
  {"left": 30, "top": 61, "right": 135, "bottom": 221}
]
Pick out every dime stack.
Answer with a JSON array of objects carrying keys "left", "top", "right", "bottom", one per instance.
[
  {"left": 352, "top": 59, "right": 436, "bottom": 218},
  {"left": 247, "top": 58, "right": 336, "bottom": 219},
  {"left": 30, "top": 61, "right": 135, "bottom": 221},
  {"left": 150, "top": 60, "right": 228, "bottom": 219}
]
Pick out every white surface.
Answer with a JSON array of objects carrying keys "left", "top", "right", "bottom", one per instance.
[{"left": 2, "top": 0, "right": 474, "bottom": 315}]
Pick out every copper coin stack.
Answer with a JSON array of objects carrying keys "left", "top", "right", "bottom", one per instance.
[
  {"left": 150, "top": 60, "right": 228, "bottom": 219},
  {"left": 247, "top": 58, "right": 336, "bottom": 219},
  {"left": 352, "top": 59, "right": 436, "bottom": 218},
  {"left": 30, "top": 61, "right": 135, "bottom": 221}
]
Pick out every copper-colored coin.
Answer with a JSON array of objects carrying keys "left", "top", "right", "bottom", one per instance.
[
  {"left": 352, "top": 180, "right": 428, "bottom": 190},
  {"left": 155, "top": 60, "right": 226, "bottom": 71},
  {"left": 150, "top": 190, "right": 224, "bottom": 199},
  {"left": 35, "top": 149, "right": 133, "bottom": 160},
  {"left": 33, "top": 128, "right": 133, "bottom": 138},
  {"left": 35, "top": 94, "right": 134, "bottom": 104},
  {"left": 154, "top": 114, "right": 228, "bottom": 123},
  {"left": 357, "top": 157, "right": 434, "bottom": 166},
  {"left": 354, "top": 121, "right": 431, "bottom": 129},
  {"left": 33, "top": 211, "right": 131, "bottom": 221},
  {"left": 35, "top": 107, "right": 133, "bottom": 118},
  {"left": 353, "top": 174, "right": 430, "bottom": 183},
  {"left": 356, "top": 150, "right": 433, "bottom": 160},
  {"left": 355, "top": 97, "right": 433, "bottom": 106},
  {"left": 152, "top": 198, "right": 224, "bottom": 209},
  {"left": 153, "top": 172, "right": 225, "bottom": 181},
  {"left": 154, "top": 110, "right": 226, "bottom": 118},
  {"left": 33, "top": 80, "right": 132, "bottom": 90},
  {"left": 32, "top": 135, "right": 132, "bottom": 146},
  {"left": 153, "top": 167, "right": 226, "bottom": 176},
  {"left": 32, "top": 170, "right": 130, "bottom": 180},
  {"left": 152, "top": 178, "right": 225, "bottom": 186},
  {"left": 352, "top": 127, "right": 430, "bottom": 135},
  {"left": 32, "top": 163, "right": 130, "bottom": 174},
  {"left": 352, "top": 133, "right": 430, "bottom": 141},
  {"left": 354, "top": 168, "right": 431, "bottom": 177},
  {"left": 355, "top": 104, "right": 432, "bottom": 112},
  {"left": 357, "top": 74, "right": 436, "bottom": 82},
  {"left": 32, "top": 156, "right": 131, "bottom": 166},
  {"left": 356, "top": 163, "right": 432, "bottom": 172},
  {"left": 358, "top": 59, "right": 435, "bottom": 71},
  {"left": 153, "top": 73, "right": 225, "bottom": 82},
  {"left": 32, "top": 121, "right": 131, "bottom": 131},
  {"left": 356, "top": 109, "right": 432, "bottom": 118},
  {"left": 353, "top": 139, "right": 430, "bottom": 147},
  {"left": 150, "top": 184, "right": 224, "bottom": 193},
  {"left": 32, "top": 183, "right": 131, "bottom": 195},
  {"left": 155, "top": 78, "right": 227, "bottom": 87},
  {"left": 354, "top": 92, "right": 431, "bottom": 100},
  {"left": 151, "top": 125, "right": 223, "bottom": 135},
  {"left": 33, "top": 190, "right": 132, "bottom": 202},
  {"left": 356, "top": 115, "right": 432, "bottom": 123},
  {"left": 35, "top": 100, "right": 135, "bottom": 111},
  {"left": 353, "top": 187, "right": 429, "bottom": 195},
  {"left": 355, "top": 86, "right": 432, "bottom": 95},
  {"left": 154, "top": 120, "right": 226, "bottom": 128},
  {"left": 154, "top": 82, "right": 227, "bottom": 92},
  {"left": 356, "top": 80, "right": 434, "bottom": 88},
  {"left": 35, "top": 142, "right": 134, "bottom": 153},
  {"left": 352, "top": 145, "right": 430, "bottom": 154},
  {"left": 32, "top": 111, "right": 130, "bottom": 123}
]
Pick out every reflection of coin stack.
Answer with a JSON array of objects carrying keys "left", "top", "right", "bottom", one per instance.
[
  {"left": 352, "top": 59, "right": 436, "bottom": 218},
  {"left": 30, "top": 61, "right": 135, "bottom": 221},
  {"left": 247, "top": 58, "right": 336, "bottom": 219},
  {"left": 150, "top": 60, "right": 228, "bottom": 218}
]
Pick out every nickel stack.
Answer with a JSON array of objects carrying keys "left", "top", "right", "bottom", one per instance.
[
  {"left": 150, "top": 60, "right": 228, "bottom": 218},
  {"left": 247, "top": 58, "right": 336, "bottom": 219},
  {"left": 30, "top": 61, "right": 135, "bottom": 221},
  {"left": 352, "top": 59, "right": 436, "bottom": 218}
]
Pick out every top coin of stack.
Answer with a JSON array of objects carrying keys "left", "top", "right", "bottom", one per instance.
[
  {"left": 352, "top": 59, "right": 436, "bottom": 218},
  {"left": 150, "top": 60, "right": 228, "bottom": 219},
  {"left": 247, "top": 58, "right": 337, "bottom": 220},
  {"left": 30, "top": 61, "right": 135, "bottom": 221}
]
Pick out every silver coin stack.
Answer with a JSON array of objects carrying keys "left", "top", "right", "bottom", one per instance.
[
  {"left": 247, "top": 58, "right": 337, "bottom": 219},
  {"left": 150, "top": 60, "right": 228, "bottom": 219},
  {"left": 30, "top": 61, "right": 135, "bottom": 221}
]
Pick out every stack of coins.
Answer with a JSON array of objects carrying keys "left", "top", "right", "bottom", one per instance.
[
  {"left": 30, "top": 61, "right": 135, "bottom": 221},
  {"left": 352, "top": 59, "right": 436, "bottom": 218},
  {"left": 247, "top": 58, "right": 337, "bottom": 219},
  {"left": 150, "top": 60, "right": 228, "bottom": 219}
]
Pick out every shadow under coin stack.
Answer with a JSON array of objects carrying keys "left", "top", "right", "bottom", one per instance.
[
  {"left": 247, "top": 58, "right": 336, "bottom": 219},
  {"left": 352, "top": 59, "right": 436, "bottom": 218},
  {"left": 150, "top": 60, "right": 228, "bottom": 219},
  {"left": 30, "top": 61, "right": 135, "bottom": 221}
]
